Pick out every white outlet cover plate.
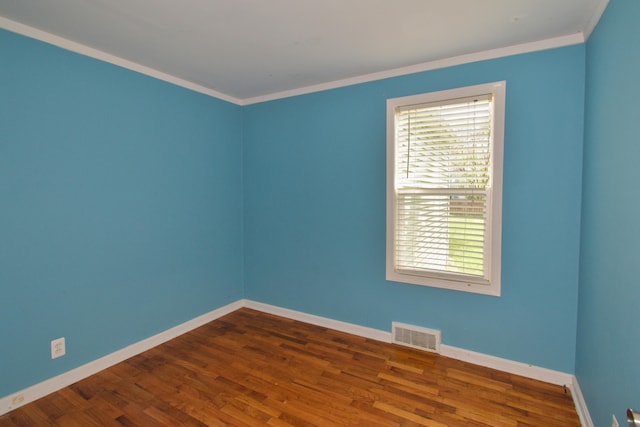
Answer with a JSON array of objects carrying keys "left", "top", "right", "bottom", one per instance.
[{"left": 51, "top": 337, "right": 65, "bottom": 359}]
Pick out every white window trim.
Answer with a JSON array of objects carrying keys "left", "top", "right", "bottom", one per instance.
[{"left": 386, "top": 81, "right": 505, "bottom": 296}]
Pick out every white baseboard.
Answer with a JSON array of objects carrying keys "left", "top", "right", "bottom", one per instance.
[
  {"left": 1, "top": 298, "right": 591, "bottom": 427},
  {"left": 569, "top": 375, "right": 594, "bottom": 427},
  {"left": 439, "top": 344, "right": 573, "bottom": 386},
  {"left": 242, "top": 299, "right": 393, "bottom": 343},
  {"left": 438, "top": 347, "right": 594, "bottom": 426},
  {"left": 0, "top": 300, "right": 243, "bottom": 416}
]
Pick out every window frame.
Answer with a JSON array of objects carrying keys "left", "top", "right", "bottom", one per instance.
[{"left": 386, "top": 81, "right": 505, "bottom": 296}]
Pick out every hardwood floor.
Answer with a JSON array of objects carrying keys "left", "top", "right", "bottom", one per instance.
[{"left": 0, "top": 308, "right": 581, "bottom": 426}]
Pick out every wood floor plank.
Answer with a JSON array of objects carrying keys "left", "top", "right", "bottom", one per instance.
[
  {"left": 373, "top": 400, "right": 449, "bottom": 427},
  {"left": 0, "top": 308, "right": 581, "bottom": 426}
]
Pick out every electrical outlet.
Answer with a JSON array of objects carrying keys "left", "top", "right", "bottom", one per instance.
[
  {"left": 51, "top": 337, "right": 65, "bottom": 359},
  {"left": 612, "top": 414, "right": 619, "bottom": 427},
  {"left": 11, "top": 394, "right": 24, "bottom": 407}
]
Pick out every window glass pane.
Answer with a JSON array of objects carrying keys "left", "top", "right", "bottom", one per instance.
[{"left": 394, "top": 97, "right": 492, "bottom": 279}]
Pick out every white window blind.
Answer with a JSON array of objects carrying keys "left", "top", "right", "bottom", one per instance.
[{"left": 387, "top": 82, "right": 504, "bottom": 296}]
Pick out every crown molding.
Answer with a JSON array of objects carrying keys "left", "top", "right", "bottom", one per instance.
[
  {"left": 583, "top": 0, "right": 610, "bottom": 40},
  {"left": 241, "top": 33, "right": 585, "bottom": 105},
  {"left": 0, "top": 16, "right": 243, "bottom": 105},
  {"left": 2, "top": 15, "right": 586, "bottom": 107}
]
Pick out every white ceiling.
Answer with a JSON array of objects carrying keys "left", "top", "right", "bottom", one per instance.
[{"left": 0, "top": 0, "right": 607, "bottom": 103}]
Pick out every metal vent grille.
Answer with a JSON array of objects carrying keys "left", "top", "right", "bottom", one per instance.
[{"left": 392, "top": 322, "right": 441, "bottom": 353}]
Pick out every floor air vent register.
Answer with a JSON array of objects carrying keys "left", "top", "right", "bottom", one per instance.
[{"left": 392, "top": 322, "right": 441, "bottom": 353}]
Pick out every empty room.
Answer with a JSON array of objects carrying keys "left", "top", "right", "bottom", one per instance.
[{"left": 1, "top": 0, "right": 638, "bottom": 425}]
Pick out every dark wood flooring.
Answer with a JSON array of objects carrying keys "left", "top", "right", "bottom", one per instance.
[{"left": 0, "top": 308, "right": 581, "bottom": 426}]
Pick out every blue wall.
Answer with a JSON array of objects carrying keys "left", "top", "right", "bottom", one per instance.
[
  {"left": 577, "top": 0, "right": 640, "bottom": 425},
  {"left": 0, "top": 29, "right": 244, "bottom": 396},
  {"left": 244, "top": 46, "right": 585, "bottom": 373}
]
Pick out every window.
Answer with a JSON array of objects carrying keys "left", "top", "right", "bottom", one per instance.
[{"left": 386, "top": 82, "right": 505, "bottom": 296}]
